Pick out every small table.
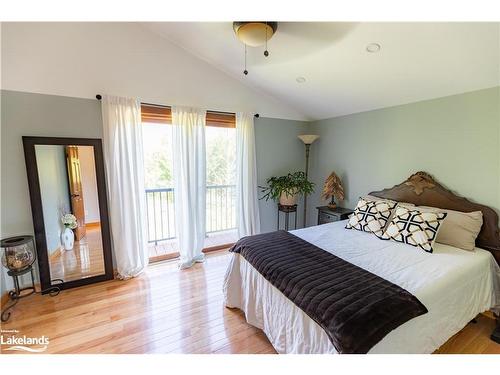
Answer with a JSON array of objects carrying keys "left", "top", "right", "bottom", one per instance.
[
  {"left": 277, "top": 204, "right": 298, "bottom": 231},
  {"left": 316, "top": 206, "right": 353, "bottom": 225}
]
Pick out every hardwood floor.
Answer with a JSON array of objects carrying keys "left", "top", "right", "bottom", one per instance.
[
  {"left": 1, "top": 250, "right": 498, "bottom": 354},
  {"left": 49, "top": 226, "right": 105, "bottom": 282}
]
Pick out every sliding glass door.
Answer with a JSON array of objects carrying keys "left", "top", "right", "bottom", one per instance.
[
  {"left": 141, "top": 107, "right": 237, "bottom": 261},
  {"left": 205, "top": 125, "right": 237, "bottom": 249}
]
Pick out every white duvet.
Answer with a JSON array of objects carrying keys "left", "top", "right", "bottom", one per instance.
[{"left": 223, "top": 220, "right": 500, "bottom": 354}]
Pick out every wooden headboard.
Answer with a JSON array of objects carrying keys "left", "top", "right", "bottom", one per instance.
[{"left": 369, "top": 171, "right": 500, "bottom": 264}]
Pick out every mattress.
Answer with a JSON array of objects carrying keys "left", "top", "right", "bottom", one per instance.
[{"left": 223, "top": 220, "right": 500, "bottom": 354}]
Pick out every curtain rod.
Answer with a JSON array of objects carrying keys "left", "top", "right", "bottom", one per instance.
[{"left": 95, "top": 94, "right": 260, "bottom": 118}]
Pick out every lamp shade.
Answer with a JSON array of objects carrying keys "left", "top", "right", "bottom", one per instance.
[{"left": 298, "top": 134, "right": 320, "bottom": 145}]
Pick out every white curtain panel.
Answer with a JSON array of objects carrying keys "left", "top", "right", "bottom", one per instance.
[
  {"left": 236, "top": 113, "right": 261, "bottom": 238},
  {"left": 101, "top": 95, "right": 149, "bottom": 279},
  {"left": 172, "top": 106, "right": 207, "bottom": 269}
]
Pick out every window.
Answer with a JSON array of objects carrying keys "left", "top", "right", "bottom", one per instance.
[
  {"left": 141, "top": 104, "right": 237, "bottom": 260},
  {"left": 141, "top": 107, "right": 175, "bottom": 259}
]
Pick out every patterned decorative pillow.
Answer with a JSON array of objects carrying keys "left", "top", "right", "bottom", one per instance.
[
  {"left": 378, "top": 206, "right": 447, "bottom": 253},
  {"left": 345, "top": 197, "right": 398, "bottom": 235}
]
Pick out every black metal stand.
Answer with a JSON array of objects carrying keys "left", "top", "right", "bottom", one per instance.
[
  {"left": 277, "top": 204, "right": 298, "bottom": 231},
  {"left": 491, "top": 314, "right": 500, "bottom": 344},
  {"left": 1, "top": 265, "right": 61, "bottom": 322},
  {"left": 1, "top": 266, "right": 35, "bottom": 322}
]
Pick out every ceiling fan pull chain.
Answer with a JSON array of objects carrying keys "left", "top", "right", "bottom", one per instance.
[
  {"left": 243, "top": 44, "right": 248, "bottom": 75},
  {"left": 264, "top": 22, "right": 269, "bottom": 57}
]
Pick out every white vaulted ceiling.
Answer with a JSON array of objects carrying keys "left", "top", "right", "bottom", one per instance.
[
  {"left": 143, "top": 22, "right": 500, "bottom": 120},
  {"left": 1, "top": 22, "right": 308, "bottom": 121}
]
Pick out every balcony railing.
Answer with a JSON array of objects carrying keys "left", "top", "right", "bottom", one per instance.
[{"left": 145, "top": 185, "right": 236, "bottom": 244}]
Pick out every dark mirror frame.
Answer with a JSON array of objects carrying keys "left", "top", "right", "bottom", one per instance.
[{"left": 22, "top": 136, "right": 114, "bottom": 293}]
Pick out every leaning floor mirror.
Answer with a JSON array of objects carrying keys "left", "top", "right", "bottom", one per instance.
[{"left": 23, "top": 137, "right": 113, "bottom": 292}]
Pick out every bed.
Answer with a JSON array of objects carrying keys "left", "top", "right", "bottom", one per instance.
[{"left": 223, "top": 172, "right": 500, "bottom": 354}]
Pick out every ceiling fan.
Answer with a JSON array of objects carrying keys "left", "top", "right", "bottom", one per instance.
[{"left": 233, "top": 22, "right": 278, "bottom": 75}]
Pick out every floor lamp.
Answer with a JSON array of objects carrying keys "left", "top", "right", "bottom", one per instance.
[{"left": 298, "top": 134, "right": 319, "bottom": 228}]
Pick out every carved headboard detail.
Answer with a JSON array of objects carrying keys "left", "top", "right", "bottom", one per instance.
[{"left": 369, "top": 171, "right": 500, "bottom": 264}]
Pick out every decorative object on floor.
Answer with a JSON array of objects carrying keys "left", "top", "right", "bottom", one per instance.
[
  {"left": 298, "top": 134, "right": 319, "bottom": 228},
  {"left": 1, "top": 235, "right": 61, "bottom": 322},
  {"left": 60, "top": 213, "right": 77, "bottom": 250},
  {"left": 233, "top": 22, "right": 278, "bottom": 75},
  {"left": 260, "top": 171, "right": 314, "bottom": 207},
  {"left": 322, "top": 172, "right": 345, "bottom": 209},
  {"left": 277, "top": 203, "right": 298, "bottom": 231},
  {"left": 316, "top": 206, "right": 353, "bottom": 225},
  {"left": 1, "top": 235, "right": 36, "bottom": 273}
]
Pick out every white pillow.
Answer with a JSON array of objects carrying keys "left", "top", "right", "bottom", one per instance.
[
  {"left": 378, "top": 206, "right": 447, "bottom": 253},
  {"left": 414, "top": 206, "right": 483, "bottom": 251},
  {"left": 345, "top": 197, "right": 398, "bottom": 236}
]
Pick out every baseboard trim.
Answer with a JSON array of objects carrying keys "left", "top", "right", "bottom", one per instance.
[
  {"left": 203, "top": 243, "right": 234, "bottom": 253},
  {"left": 148, "top": 243, "right": 234, "bottom": 264},
  {"left": 482, "top": 311, "right": 497, "bottom": 320},
  {"left": 49, "top": 247, "right": 63, "bottom": 261},
  {"left": 149, "top": 252, "right": 180, "bottom": 264}
]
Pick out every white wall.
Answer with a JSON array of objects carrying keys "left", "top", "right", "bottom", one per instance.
[
  {"left": 78, "top": 146, "right": 100, "bottom": 224},
  {"left": 1, "top": 22, "right": 307, "bottom": 121}
]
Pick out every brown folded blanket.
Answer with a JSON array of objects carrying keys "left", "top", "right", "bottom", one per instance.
[{"left": 230, "top": 230, "right": 428, "bottom": 353}]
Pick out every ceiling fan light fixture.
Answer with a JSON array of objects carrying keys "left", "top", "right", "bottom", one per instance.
[
  {"left": 233, "top": 22, "right": 278, "bottom": 76},
  {"left": 233, "top": 22, "right": 278, "bottom": 47},
  {"left": 296, "top": 77, "right": 306, "bottom": 83}
]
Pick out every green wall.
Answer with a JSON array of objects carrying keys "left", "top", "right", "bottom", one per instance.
[
  {"left": 307, "top": 87, "right": 500, "bottom": 226},
  {"left": 254, "top": 117, "right": 309, "bottom": 233},
  {"left": 1, "top": 90, "right": 104, "bottom": 295}
]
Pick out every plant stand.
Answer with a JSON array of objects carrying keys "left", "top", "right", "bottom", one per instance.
[
  {"left": 277, "top": 204, "right": 298, "bottom": 231},
  {"left": 1, "top": 266, "right": 36, "bottom": 322},
  {"left": 1, "top": 265, "right": 61, "bottom": 322}
]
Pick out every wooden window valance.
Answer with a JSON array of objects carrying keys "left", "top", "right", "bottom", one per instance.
[
  {"left": 141, "top": 104, "right": 171, "bottom": 124},
  {"left": 141, "top": 104, "right": 235, "bottom": 128}
]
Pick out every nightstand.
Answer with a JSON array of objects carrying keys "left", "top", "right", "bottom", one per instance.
[{"left": 316, "top": 206, "right": 353, "bottom": 225}]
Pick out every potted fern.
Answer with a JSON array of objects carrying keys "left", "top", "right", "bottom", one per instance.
[{"left": 260, "top": 171, "right": 315, "bottom": 206}]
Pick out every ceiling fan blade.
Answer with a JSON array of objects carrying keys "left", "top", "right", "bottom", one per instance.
[{"left": 277, "top": 22, "right": 358, "bottom": 44}]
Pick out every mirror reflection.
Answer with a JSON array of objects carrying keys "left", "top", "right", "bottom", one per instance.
[{"left": 35, "top": 145, "right": 105, "bottom": 283}]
